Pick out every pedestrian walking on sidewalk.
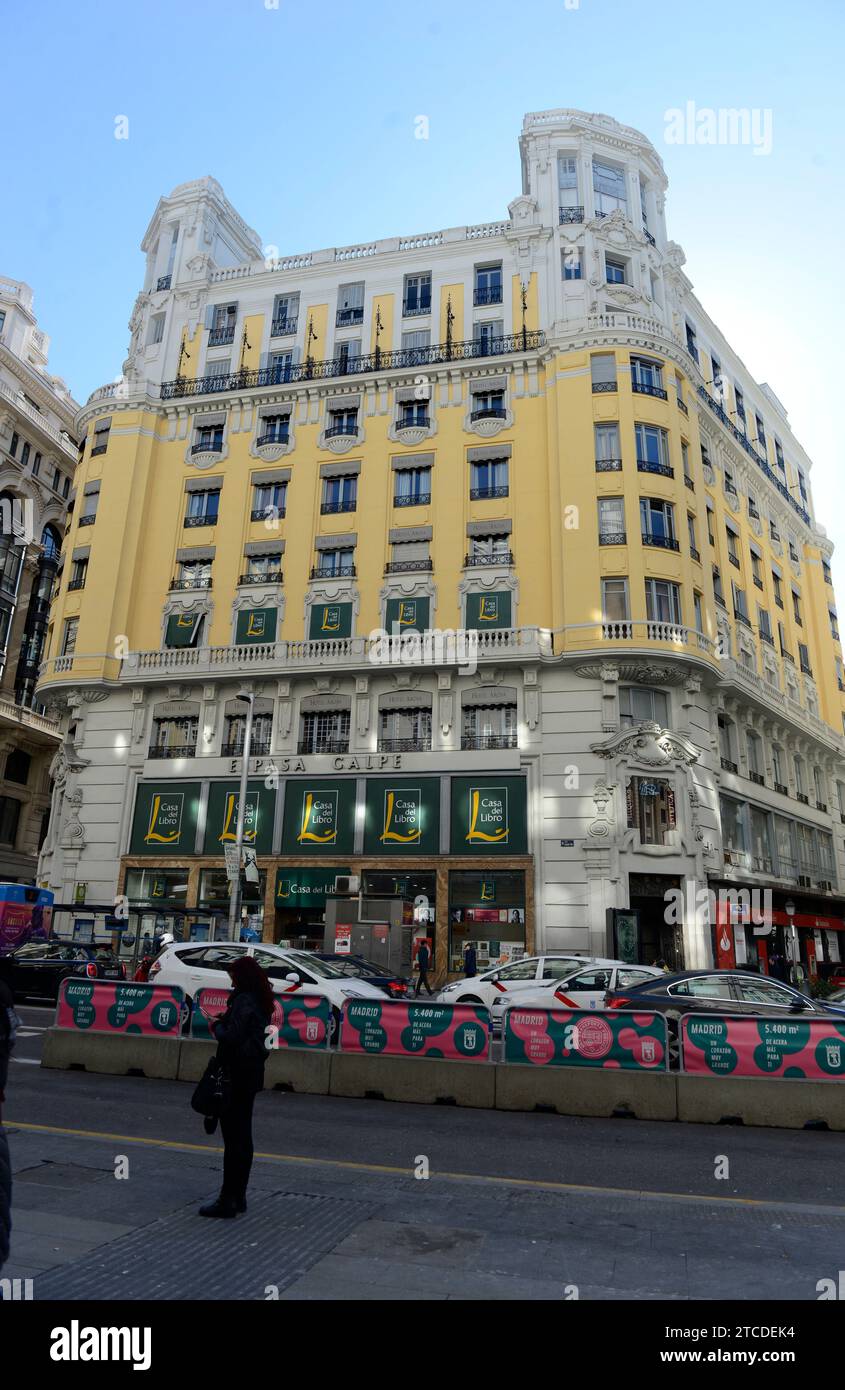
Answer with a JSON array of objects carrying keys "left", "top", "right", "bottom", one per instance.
[
  {"left": 0, "top": 971, "right": 18, "bottom": 1278},
  {"left": 199, "top": 956, "right": 273, "bottom": 1220},
  {"left": 414, "top": 939, "right": 433, "bottom": 996},
  {"left": 464, "top": 942, "right": 478, "bottom": 978}
]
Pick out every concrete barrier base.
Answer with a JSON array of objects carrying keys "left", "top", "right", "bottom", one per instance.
[
  {"left": 265, "top": 1047, "right": 331, "bottom": 1094},
  {"left": 677, "top": 1074, "right": 845, "bottom": 1130},
  {"left": 330, "top": 1051, "right": 496, "bottom": 1108},
  {"left": 495, "top": 1064, "right": 678, "bottom": 1120},
  {"left": 41, "top": 1027, "right": 180, "bottom": 1080}
]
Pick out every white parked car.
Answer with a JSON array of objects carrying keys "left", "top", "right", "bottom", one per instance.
[
  {"left": 495, "top": 960, "right": 666, "bottom": 1020},
  {"left": 150, "top": 941, "right": 387, "bottom": 1037},
  {"left": 436, "top": 954, "right": 588, "bottom": 1012}
]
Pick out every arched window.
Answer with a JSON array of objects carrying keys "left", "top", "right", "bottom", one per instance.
[{"left": 41, "top": 524, "right": 61, "bottom": 559}]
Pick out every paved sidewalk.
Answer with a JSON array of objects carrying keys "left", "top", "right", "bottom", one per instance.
[{"left": 3, "top": 1121, "right": 841, "bottom": 1300}]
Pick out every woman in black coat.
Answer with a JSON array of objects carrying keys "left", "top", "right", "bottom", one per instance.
[{"left": 199, "top": 955, "right": 274, "bottom": 1220}]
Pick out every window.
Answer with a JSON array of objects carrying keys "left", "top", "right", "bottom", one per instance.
[
  {"left": 468, "top": 532, "right": 511, "bottom": 562},
  {"left": 32, "top": 452, "right": 41, "bottom": 477},
  {"left": 640, "top": 498, "right": 676, "bottom": 547},
  {"left": 257, "top": 413, "right": 289, "bottom": 445},
  {"left": 473, "top": 319, "right": 504, "bottom": 354},
  {"left": 149, "top": 313, "right": 165, "bottom": 346},
  {"left": 327, "top": 407, "right": 358, "bottom": 437},
  {"left": 380, "top": 706, "right": 432, "bottom": 751},
  {"left": 590, "top": 354, "right": 617, "bottom": 392},
  {"left": 732, "top": 582, "right": 749, "bottom": 623},
  {"left": 814, "top": 766, "right": 826, "bottom": 808},
  {"left": 185, "top": 488, "right": 220, "bottom": 526},
  {"left": 605, "top": 256, "right": 627, "bottom": 285},
  {"left": 20, "top": 442, "right": 30, "bottom": 469},
  {"left": 68, "top": 556, "right": 88, "bottom": 590},
  {"left": 726, "top": 527, "right": 739, "bottom": 565},
  {"left": 471, "top": 387, "right": 505, "bottom": 420},
  {"left": 336, "top": 283, "right": 364, "bottom": 326},
  {"left": 194, "top": 423, "right": 224, "bottom": 454},
  {"left": 774, "top": 439, "right": 786, "bottom": 474},
  {"left": 593, "top": 158, "right": 627, "bottom": 216},
  {"left": 41, "top": 524, "right": 61, "bottom": 557},
  {"left": 5, "top": 749, "right": 31, "bottom": 785},
  {"left": 619, "top": 687, "right": 669, "bottom": 728},
  {"left": 798, "top": 642, "right": 812, "bottom": 675},
  {"left": 205, "top": 355, "right": 231, "bottom": 379},
  {"left": 399, "top": 398, "right": 430, "bottom": 429},
  {"left": 209, "top": 302, "right": 237, "bottom": 343},
  {"left": 639, "top": 177, "right": 650, "bottom": 230},
  {"left": 394, "top": 467, "right": 431, "bottom": 507},
  {"left": 562, "top": 249, "right": 583, "bottom": 280},
  {"left": 693, "top": 591, "right": 704, "bottom": 634},
  {"left": 251, "top": 479, "right": 287, "bottom": 521},
  {"left": 474, "top": 264, "right": 503, "bottom": 306},
  {"left": 754, "top": 413, "right": 767, "bottom": 451},
  {"left": 746, "top": 731, "right": 762, "bottom": 778},
  {"left": 792, "top": 589, "right": 802, "bottom": 625},
  {"left": 470, "top": 458, "right": 508, "bottom": 499},
  {"left": 687, "top": 513, "right": 698, "bottom": 555},
  {"left": 150, "top": 715, "right": 198, "bottom": 755},
  {"left": 630, "top": 356, "right": 664, "bottom": 393},
  {"left": 706, "top": 507, "right": 715, "bottom": 545},
  {"left": 52, "top": 466, "right": 61, "bottom": 491},
  {"left": 92, "top": 419, "right": 111, "bottom": 456},
  {"left": 322, "top": 474, "right": 357, "bottom": 513},
  {"left": 300, "top": 709, "right": 350, "bottom": 754},
  {"left": 336, "top": 339, "right": 362, "bottom": 374},
  {"left": 403, "top": 273, "right": 431, "bottom": 315},
  {"left": 315, "top": 546, "right": 354, "bottom": 577},
  {"left": 598, "top": 497, "right": 625, "bottom": 543},
  {"left": 269, "top": 351, "right": 293, "bottom": 383},
  {"left": 8, "top": 433, "right": 18, "bottom": 459},
  {"left": 400, "top": 329, "right": 430, "bottom": 354},
  {"left": 462, "top": 702, "right": 517, "bottom": 750},
  {"left": 627, "top": 776, "right": 676, "bottom": 845},
  {"left": 558, "top": 155, "right": 580, "bottom": 211},
  {"left": 595, "top": 421, "right": 620, "bottom": 466},
  {"left": 758, "top": 607, "right": 773, "bottom": 643},
  {"left": 712, "top": 566, "right": 724, "bottom": 604},
  {"left": 244, "top": 552, "right": 282, "bottom": 582},
  {"left": 176, "top": 559, "right": 212, "bottom": 590},
  {"left": 750, "top": 550, "right": 762, "bottom": 585},
  {"left": 602, "top": 577, "right": 629, "bottom": 622},
  {"left": 734, "top": 386, "right": 746, "bottom": 431},
  {"left": 645, "top": 579, "right": 682, "bottom": 625},
  {"left": 61, "top": 618, "right": 78, "bottom": 655},
  {"left": 772, "top": 570, "right": 783, "bottom": 606},
  {"left": 271, "top": 292, "right": 299, "bottom": 333},
  {"left": 686, "top": 322, "right": 699, "bottom": 363},
  {"left": 223, "top": 710, "right": 273, "bottom": 755},
  {"left": 0, "top": 797, "right": 20, "bottom": 847},
  {"left": 635, "top": 423, "right": 670, "bottom": 472}
]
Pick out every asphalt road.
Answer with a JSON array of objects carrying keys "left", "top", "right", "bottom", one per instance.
[{"left": 4, "top": 1004, "right": 845, "bottom": 1300}]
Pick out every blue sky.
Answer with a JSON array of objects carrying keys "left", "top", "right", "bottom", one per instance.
[{"left": 5, "top": 0, "right": 845, "bottom": 584}]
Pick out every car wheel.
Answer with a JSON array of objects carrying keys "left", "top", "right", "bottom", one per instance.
[
  {"left": 665, "top": 1011, "right": 682, "bottom": 1068},
  {"left": 457, "top": 994, "right": 482, "bottom": 1005},
  {"left": 329, "top": 1007, "right": 342, "bottom": 1047},
  {"left": 181, "top": 995, "right": 193, "bottom": 1035}
]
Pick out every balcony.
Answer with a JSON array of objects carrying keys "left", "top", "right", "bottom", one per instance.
[
  {"left": 461, "top": 732, "right": 518, "bottom": 750},
  {"left": 591, "top": 381, "right": 617, "bottom": 394},
  {"left": 148, "top": 744, "right": 197, "bottom": 760},
  {"left": 595, "top": 458, "right": 622, "bottom": 472},
  {"left": 677, "top": 397, "right": 688, "bottom": 415},
  {"left": 470, "top": 486, "right": 509, "bottom": 500},
  {"left": 238, "top": 572, "right": 282, "bottom": 586},
  {"left": 78, "top": 514, "right": 96, "bottom": 527},
  {"left": 310, "top": 564, "right": 356, "bottom": 580},
  {"left": 558, "top": 205, "right": 585, "bottom": 223},
  {"left": 800, "top": 662, "right": 813, "bottom": 676},
  {"left": 208, "top": 325, "right": 235, "bottom": 346},
  {"left": 320, "top": 500, "right": 357, "bottom": 514},
  {"left": 689, "top": 547, "right": 701, "bottom": 563},
  {"left": 684, "top": 475, "right": 695, "bottom": 491},
  {"left": 636, "top": 460, "right": 673, "bottom": 478},
  {"left": 753, "top": 575, "right": 764, "bottom": 589},
  {"left": 256, "top": 431, "right": 289, "bottom": 448},
  {"left": 67, "top": 578, "right": 85, "bottom": 592},
  {"left": 816, "top": 801, "right": 828, "bottom": 813},
  {"left": 222, "top": 739, "right": 271, "bottom": 757},
  {"left": 464, "top": 551, "right": 514, "bottom": 568},
  {"left": 642, "top": 534, "right": 680, "bottom": 552},
  {"left": 697, "top": 385, "right": 811, "bottom": 526},
  {"left": 156, "top": 275, "right": 172, "bottom": 292},
  {"left": 761, "top": 631, "right": 775, "bottom": 646},
  {"left": 184, "top": 514, "right": 217, "bottom": 529},
  {"left": 270, "top": 317, "right": 297, "bottom": 337},
  {"left": 796, "top": 792, "right": 810, "bottom": 805},
  {"left": 325, "top": 423, "right": 358, "bottom": 440},
  {"left": 191, "top": 441, "right": 222, "bottom": 457},
  {"left": 402, "top": 299, "right": 431, "bottom": 317},
  {"left": 298, "top": 739, "right": 349, "bottom": 755},
  {"left": 728, "top": 554, "right": 740, "bottom": 569},
  {"left": 774, "top": 783, "right": 789, "bottom": 797},
  {"left": 398, "top": 414, "right": 430, "bottom": 431},
  {"left": 90, "top": 443, "right": 108, "bottom": 457},
  {"left": 161, "top": 331, "right": 545, "bottom": 400},
  {"left": 170, "top": 577, "right": 212, "bottom": 591},
  {"left": 384, "top": 558, "right": 432, "bottom": 574},
  {"left": 378, "top": 737, "right": 432, "bottom": 753},
  {"left": 251, "top": 507, "right": 285, "bottom": 522},
  {"left": 644, "top": 229, "right": 656, "bottom": 247},
  {"left": 394, "top": 492, "right": 430, "bottom": 508},
  {"left": 631, "top": 380, "right": 668, "bottom": 400},
  {"left": 470, "top": 406, "right": 507, "bottom": 423},
  {"left": 749, "top": 771, "right": 765, "bottom": 786},
  {"left": 733, "top": 610, "right": 752, "bottom": 628},
  {"left": 599, "top": 530, "right": 627, "bottom": 546},
  {"left": 473, "top": 286, "right": 503, "bottom": 306},
  {"left": 336, "top": 307, "right": 364, "bottom": 327},
  {"left": 721, "top": 757, "right": 738, "bottom": 773}
]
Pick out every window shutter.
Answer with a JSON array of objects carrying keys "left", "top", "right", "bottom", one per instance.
[{"left": 205, "top": 305, "right": 215, "bottom": 330}]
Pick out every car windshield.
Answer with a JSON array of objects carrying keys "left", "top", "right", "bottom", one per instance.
[
  {"left": 14, "top": 943, "right": 67, "bottom": 959},
  {"left": 280, "top": 950, "right": 346, "bottom": 979}
]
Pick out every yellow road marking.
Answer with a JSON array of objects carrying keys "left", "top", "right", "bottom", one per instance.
[{"left": 7, "top": 1118, "right": 844, "bottom": 1214}]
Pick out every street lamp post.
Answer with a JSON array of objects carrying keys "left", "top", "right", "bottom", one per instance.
[
  {"left": 784, "top": 897, "right": 799, "bottom": 986},
  {"left": 227, "top": 688, "right": 254, "bottom": 942}
]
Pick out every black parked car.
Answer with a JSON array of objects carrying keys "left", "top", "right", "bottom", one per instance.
[
  {"left": 310, "top": 952, "right": 410, "bottom": 997},
  {"left": 2, "top": 941, "right": 126, "bottom": 1003}
]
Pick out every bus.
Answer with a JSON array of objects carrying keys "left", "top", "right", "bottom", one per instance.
[{"left": 0, "top": 884, "right": 53, "bottom": 953}]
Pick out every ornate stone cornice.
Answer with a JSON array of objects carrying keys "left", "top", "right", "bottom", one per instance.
[{"left": 591, "top": 721, "right": 701, "bottom": 767}]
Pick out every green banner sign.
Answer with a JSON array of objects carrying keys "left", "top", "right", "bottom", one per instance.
[
  {"left": 275, "top": 867, "right": 351, "bottom": 909},
  {"left": 130, "top": 782, "right": 201, "bottom": 855},
  {"left": 450, "top": 776, "right": 527, "bottom": 855},
  {"left": 363, "top": 778, "right": 440, "bottom": 855},
  {"left": 235, "top": 607, "right": 277, "bottom": 644},
  {"left": 465, "top": 591, "right": 512, "bottom": 630},
  {"left": 203, "top": 781, "right": 275, "bottom": 854},
  {"left": 504, "top": 1007, "right": 668, "bottom": 1069},
  {"left": 281, "top": 780, "right": 357, "bottom": 855},
  {"left": 384, "top": 597, "right": 430, "bottom": 634},
  {"left": 165, "top": 613, "right": 201, "bottom": 648},
  {"left": 309, "top": 602, "right": 352, "bottom": 640}
]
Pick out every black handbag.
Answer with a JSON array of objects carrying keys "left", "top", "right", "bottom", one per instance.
[{"left": 190, "top": 1056, "right": 231, "bottom": 1119}]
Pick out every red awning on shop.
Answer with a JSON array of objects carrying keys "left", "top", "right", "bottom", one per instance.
[{"left": 769, "top": 910, "right": 845, "bottom": 932}]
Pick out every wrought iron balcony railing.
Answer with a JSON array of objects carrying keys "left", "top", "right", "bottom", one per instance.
[
  {"left": 636, "top": 460, "right": 673, "bottom": 478},
  {"left": 156, "top": 275, "right": 172, "bottom": 291},
  {"left": 470, "top": 486, "right": 509, "bottom": 500},
  {"left": 208, "top": 325, "right": 235, "bottom": 346},
  {"left": 191, "top": 441, "right": 223, "bottom": 456},
  {"left": 377, "top": 737, "right": 432, "bottom": 753},
  {"left": 67, "top": 578, "right": 85, "bottom": 592},
  {"left": 384, "top": 559, "right": 432, "bottom": 573},
  {"left": 270, "top": 317, "right": 297, "bottom": 337},
  {"left": 148, "top": 743, "right": 197, "bottom": 760},
  {"left": 251, "top": 507, "right": 285, "bottom": 521},
  {"left": 599, "top": 530, "right": 626, "bottom": 546},
  {"left": 632, "top": 381, "right": 668, "bottom": 400},
  {"left": 398, "top": 414, "right": 430, "bottom": 430},
  {"left": 324, "top": 423, "right": 358, "bottom": 439},
  {"left": 310, "top": 564, "right": 356, "bottom": 579},
  {"left": 184, "top": 514, "right": 217, "bottom": 528},
  {"left": 595, "top": 458, "right": 622, "bottom": 472},
  {"left": 90, "top": 443, "right": 108, "bottom": 457},
  {"left": 642, "top": 534, "right": 680, "bottom": 551},
  {"left": 238, "top": 572, "right": 282, "bottom": 586},
  {"left": 559, "top": 206, "right": 584, "bottom": 223},
  {"left": 320, "top": 500, "right": 357, "bottom": 514},
  {"left": 170, "top": 577, "right": 212, "bottom": 591},
  {"left": 591, "top": 381, "right": 617, "bottom": 393},
  {"left": 336, "top": 307, "right": 364, "bottom": 326},
  {"left": 402, "top": 299, "right": 431, "bottom": 317},
  {"left": 161, "top": 331, "right": 545, "bottom": 399},
  {"left": 394, "top": 492, "right": 431, "bottom": 508},
  {"left": 256, "top": 431, "right": 289, "bottom": 448},
  {"left": 297, "top": 738, "right": 349, "bottom": 755},
  {"left": 473, "top": 286, "right": 503, "bottom": 305},
  {"left": 461, "top": 732, "right": 518, "bottom": 750},
  {"left": 222, "top": 739, "right": 272, "bottom": 757},
  {"left": 470, "top": 406, "right": 507, "bottom": 422},
  {"left": 464, "top": 550, "right": 514, "bottom": 567},
  {"left": 78, "top": 513, "right": 96, "bottom": 526}
]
